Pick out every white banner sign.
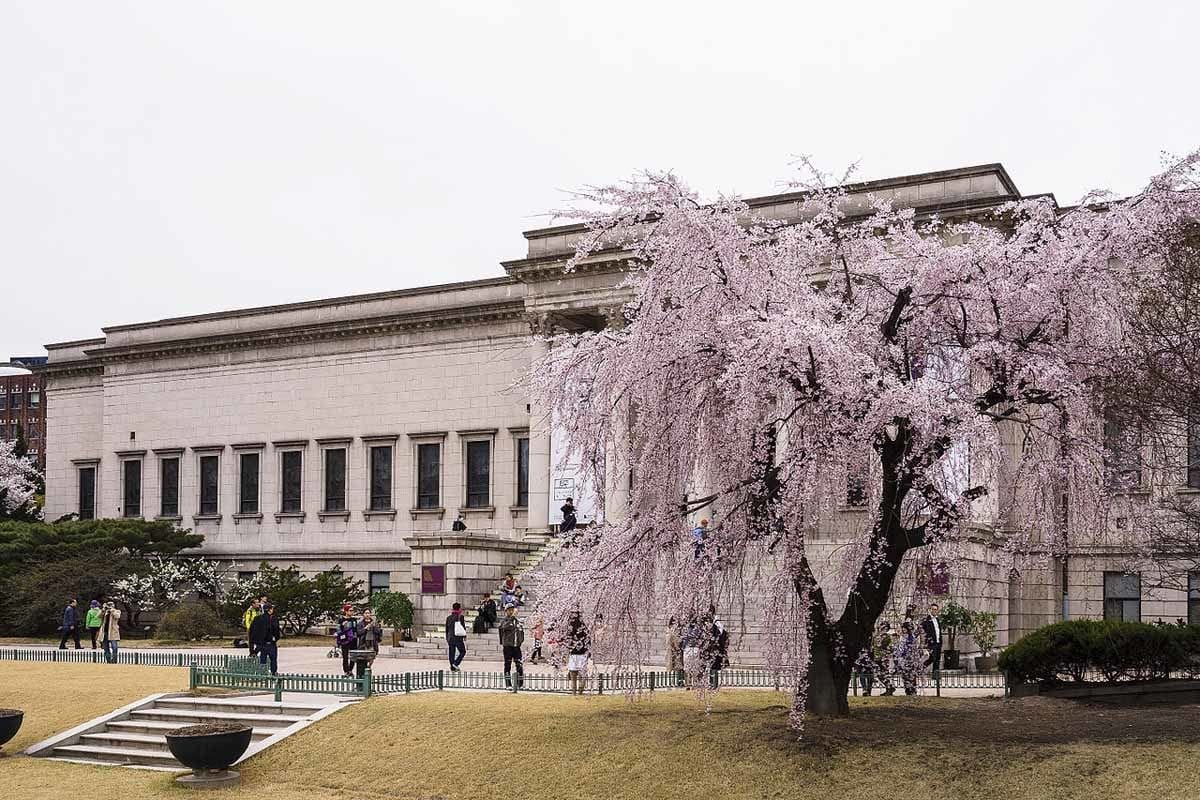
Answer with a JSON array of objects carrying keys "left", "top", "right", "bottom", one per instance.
[{"left": 548, "top": 413, "right": 599, "bottom": 526}]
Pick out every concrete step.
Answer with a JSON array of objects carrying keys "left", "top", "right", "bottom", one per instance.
[
  {"left": 154, "top": 697, "right": 328, "bottom": 716},
  {"left": 106, "top": 719, "right": 273, "bottom": 740},
  {"left": 80, "top": 732, "right": 172, "bottom": 752},
  {"left": 130, "top": 708, "right": 305, "bottom": 729},
  {"left": 50, "top": 743, "right": 181, "bottom": 768}
]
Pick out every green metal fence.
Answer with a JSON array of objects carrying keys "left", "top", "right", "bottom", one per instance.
[
  {"left": 0, "top": 646, "right": 232, "bottom": 669},
  {"left": 850, "top": 669, "right": 1009, "bottom": 697},
  {"left": 190, "top": 664, "right": 372, "bottom": 702}
]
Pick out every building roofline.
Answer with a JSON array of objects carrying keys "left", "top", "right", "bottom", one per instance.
[
  {"left": 98, "top": 275, "right": 519, "bottom": 335},
  {"left": 519, "top": 162, "right": 1022, "bottom": 240},
  {"left": 44, "top": 336, "right": 107, "bottom": 351}
]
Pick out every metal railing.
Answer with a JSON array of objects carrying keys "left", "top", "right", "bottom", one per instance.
[
  {"left": 190, "top": 663, "right": 372, "bottom": 701},
  {"left": 0, "top": 646, "right": 232, "bottom": 669},
  {"left": 851, "top": 669, "right": 1009, "bottom": 697}
]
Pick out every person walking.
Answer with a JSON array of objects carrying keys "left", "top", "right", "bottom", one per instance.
[
  {"left": 336, "top": 620, "right": 358, "bottom": 677},
  {"left": 529, "top": 614, "right": 545, "bottom": 665},
  {"left": 921, "top": 602, "right": 943, "bottom": 677},
  {"left": 58, "top": 599, "right": 81, "bottom": 650},
  {"left": 445, "top": 602, "right": 467, "bottom": 672},
  {"left": 873, "top": 621, "right": 896, "bottom": 696},
  {"left": 354, "top": 611, "right": 382, "bottom": 679},
  {"left": 565, "top": 611, "right": 591, "bottom": 695},
  {"left": 665, "top": 617, "right": 682, "bottom": 675},
  {"left": 894, "top": 620, "right": 924, "bottom": 696},
  {"left": 706, "top": 617, "right": 729, "bottom": 689},
  {"left": 249, "top": 603, "right": 282, "bottom": 675},
  {"left": 559, "top": 497, "right": 577, "bottom": 535},
  {"left": 85, "top": 600, "right": 102, "bottom": 650},
  {"left": 99, "top": 601, "right": 121, "bottom": 663},
  {"left": 499, "top": 603, "right": 525, "bottom": 691}
]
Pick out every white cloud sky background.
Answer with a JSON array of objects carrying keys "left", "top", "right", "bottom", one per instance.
[{"left": 1, "top": 1, "right": 1196, "bottom": 356}]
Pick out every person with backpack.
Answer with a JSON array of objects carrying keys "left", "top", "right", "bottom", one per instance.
[
  {"left": 242, "top": 598, "right": 261, "bottom": 634},
  {"left": 85, "top": 600, "right": 102, "bottom": 650},
  {"left": 57, "top": 599, "right": 81, "bottom": 650},
  {"left": 99, "top": 601, "right": 121, "bottom": 663},
  {"left": 498, "top": 603, "right": 525, "bottom": 690},
  {"left": 445, "top": 602, "right": 467, "bottom": 672},
  {"left": 336, "top": 619, "right": 358, "bottom": 677}
]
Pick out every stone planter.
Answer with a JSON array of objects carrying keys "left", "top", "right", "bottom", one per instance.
[
  {"left": 974, "top": 654, "right": 998, "bottom": 672},
  {"left": 0, "top": 709, "right": 23, "bottom": 752},
  {"left": 165, "top": 723, "right": 252, "bottom": 788}
]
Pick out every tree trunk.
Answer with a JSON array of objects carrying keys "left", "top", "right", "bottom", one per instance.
[{"left": 805, "top": 617, "right": 850, "bottom": 715}]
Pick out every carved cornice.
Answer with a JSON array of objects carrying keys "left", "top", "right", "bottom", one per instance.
[
  {"left": 502, "top": 251, "right": 633, "bottom": 284},
  {"left": 73, "top": 300, "right": 527, "bottom": 366},
  {"left": 43, "top": 361, "right": 104, "bottom": 379}
]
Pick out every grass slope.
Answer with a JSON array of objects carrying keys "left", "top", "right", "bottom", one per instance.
[{"left": 1, "top": 662, "right": 1198, "bottom": 800}]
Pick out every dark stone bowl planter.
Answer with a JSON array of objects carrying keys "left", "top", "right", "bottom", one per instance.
[
  {"left": 943, "top": 650, "right": 961, "bottom": 671},
  {"left": 166, "top": 723, "right": 253, "bottom": 789},
  {"left": 0, "top": 709, "right": 23, "bottom": 752}
]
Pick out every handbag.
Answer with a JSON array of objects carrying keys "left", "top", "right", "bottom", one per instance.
[{"left": 454, "top": 620, "right": 467, "bottom": 637}]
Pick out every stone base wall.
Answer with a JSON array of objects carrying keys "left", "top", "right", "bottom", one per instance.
[{"left": 406, "top": 534, "right": 537, "bottom": 631}]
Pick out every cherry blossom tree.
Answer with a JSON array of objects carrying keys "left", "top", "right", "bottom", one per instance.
[
  {"left": 530, "top": 151, "right": 1200, "bottom": 721},
  {"left": 0, "top": 438, "right": 41, "bottom": 521}
]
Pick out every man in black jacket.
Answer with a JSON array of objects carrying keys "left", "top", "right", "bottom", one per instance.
[
  {"left": 920, "top": 602, "right": 942, "bottom": 675},
  {"left": 445, "top": 602, "right": 467, "bottom": 672},
  {"left": 498, "top": 603, "right": 525, "bottom": 691},
  {"left": 249, "top": 603, "right": 282, "bottom": 675}
]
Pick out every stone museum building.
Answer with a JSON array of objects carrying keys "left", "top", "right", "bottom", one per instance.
[{"left": 41, "top": 163, "right": 1200, "bottom": 645}]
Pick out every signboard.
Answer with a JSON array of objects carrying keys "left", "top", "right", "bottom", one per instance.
[
  {"left": 548, "top": 411, "right": 598, "bottom": 526},
  {"left": 421, "top": 565, "right": 446, "bottom": 594}
]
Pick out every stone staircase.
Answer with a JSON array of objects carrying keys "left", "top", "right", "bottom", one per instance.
[{"left": 31, "top": 694, "right": 343, "bottom": 770}]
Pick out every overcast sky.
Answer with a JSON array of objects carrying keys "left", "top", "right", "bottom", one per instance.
[{"left": 1, "top": 1, "right": 1196, "bottom": 356}]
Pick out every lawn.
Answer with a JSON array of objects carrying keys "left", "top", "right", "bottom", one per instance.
[
  {"left": 0, "top": 634, "right": 332, "bottom": 648},
  {"left": 1, "top": 661, "right": 1199, "bottom": 800}
]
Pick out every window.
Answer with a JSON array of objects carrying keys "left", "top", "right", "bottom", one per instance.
[
  {"left": 29, "top": 426, "right": 39, "bottom": 439},
  {"left": 369, "top": 445, "right": 393, "bottom": 511},
  {"left": 28, "top": 391, "right": 40, "bottom": 408},
  {"left": 417, "top": 442, "right": 440, "bottom": 509},
  {"left": 0, "top": 395, "right": 6, "bottom": 410},
  {"left": 122, "top": 459, "right": 142, "bottom": 518},
  {"left": 281, "top": 450, "right": 303, "bottom": 512},
  {"left": 9, "top": 393, "right": 20, "bottom": 409},
  {"left": 1103, "top": 572, "right": 1141, "bottom": 622},
  {"left": 846, "top": 476, "right": 868, "bottom": 507},
  {"left": 323, "top": 448, "right": 347, "bottom": 512},
  {"left": 239, "top": 452, "right": 260, "bottom": 514},
  {"left": 237, "top": 571, "right": 257, "bottom": 583},
  {"left": 1103, "top": 414, "right": 1142, "bottom": 488},
  {"left": 516, "top": 437, "right": 529, "bottom": 507},
  {"left": 1189, "top": 573, "right": 1200, "bottom": 626},
  {"left": 199, "top": 455, "right": 220, "bottom": 515},
  {"left": 160, "top": 457, "right": 180, "bottom": 517},
  {"left": 1188, "top": 416, "right": 1200, "bottom": 490},
  {"left": 465, "top": 440, "right": 491, "bottom": 507},
  {"left": 78, "top": 467, "right": 95, "bottom": 520},
  {"left": 369, "top": 571, "right": 390, "bottom": 595}
]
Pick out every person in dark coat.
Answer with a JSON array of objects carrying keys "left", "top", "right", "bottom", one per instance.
[
  {"left": 445, "top": 602, "right": 467, "bottom": 672},
  {"left": 559, "top": 497, "right": 577, "bottom": 535},
  {"left": 498, "top": 603, "right": 525, "bottom": 690},
  {"left": 565, "top": 611, "right": 591, "bottom": 694},
  {"left": 58, "top": 599, "right": 81, "bottom": 650},
  {"left": 706, "top": 618, "right": 729, "bottom": 689},
  {"left": 473, "top": 594, "right": 497, "bottom": 634},
  {"left": 249, "top": 603, "right": 282, "bottom": 675},
  {"left": 920, "top": 602, "right": 942, "bottom": 675}
]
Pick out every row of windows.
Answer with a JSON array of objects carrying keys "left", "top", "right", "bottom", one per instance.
[
  {"left": 1102, "top": 571, "right": 1200, "bottom": 625},
  {"left": 1, "top": 423, "right": 41, "bottom": 437},
  {"left": 0, "top": 391, "right": 40, "bottom": 409},
  {"left": 84, "top": 433, "right": 532, "bottom": 520},
  {"left": 237, "top": 570, "right": 393, "bottom": 597},
  {"left": 1103, "top": 415, "right": 1200, "bottom": 490}
]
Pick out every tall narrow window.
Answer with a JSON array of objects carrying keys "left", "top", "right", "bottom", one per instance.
[
  {"left": 1103, "top": 414, "right": 1142, "bottom": 488},
  {"left": 369, "top": 445, "right": 393, "bottom": 511},
  {"left": 1188, "top": 415, "right": 1200, "bottom": 490},
  {"left": 160, "top": 457, "right": 180, "bottom": 517},
  {"left": 466, "top": 440, "right": 491, "bottom": 507},
  {"left": 239, "top": 452, "right": 260, "bottom": 514},
  {"left": 281, "top": 451, "right": 303, "bottom": 512},
  {"left": 1189, "top": 573, "right": 1200, "bottom": 626},
  {"left": 324, "top": 448, "right": 347, "bottom": 512},
  {"left": 122, "top": 459, "right": 142, "bottom": 518},
  {"left": 78, "top": 467, "right": 96, "bottom": 520},
  {"left": 846, "top": 476, "right": 868, "bottom": 507},
  {"left": 516, "top": 437, "right": 529, "bottom": 507},
  {"left": 199, "top": 455, "right": 219, "bottom": 515},
  {"left": 1103, "top": 572, "right": 1141, "bottom": 622},
  {"left": 417, "top": 443, "right": 440, "bottom": 509}
]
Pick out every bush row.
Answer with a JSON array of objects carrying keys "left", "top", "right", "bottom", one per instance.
[{"left": 998, "top": 619, "right": 1200, "bottom": 684}]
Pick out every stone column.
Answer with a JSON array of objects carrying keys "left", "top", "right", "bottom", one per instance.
[
  {"left": 526, "top": 313, "right": 554, "bottom": 534},
  {"left": 602, "top": 305, "right": 632, "bottom": 522}
]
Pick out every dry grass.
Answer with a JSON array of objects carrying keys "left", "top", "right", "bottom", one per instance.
[
  {"left": 1, "top": 662, "right": 1199, "bottom": 800},
  {"left": 0, "top": 634, "right": 331, "bottom": 648}
]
